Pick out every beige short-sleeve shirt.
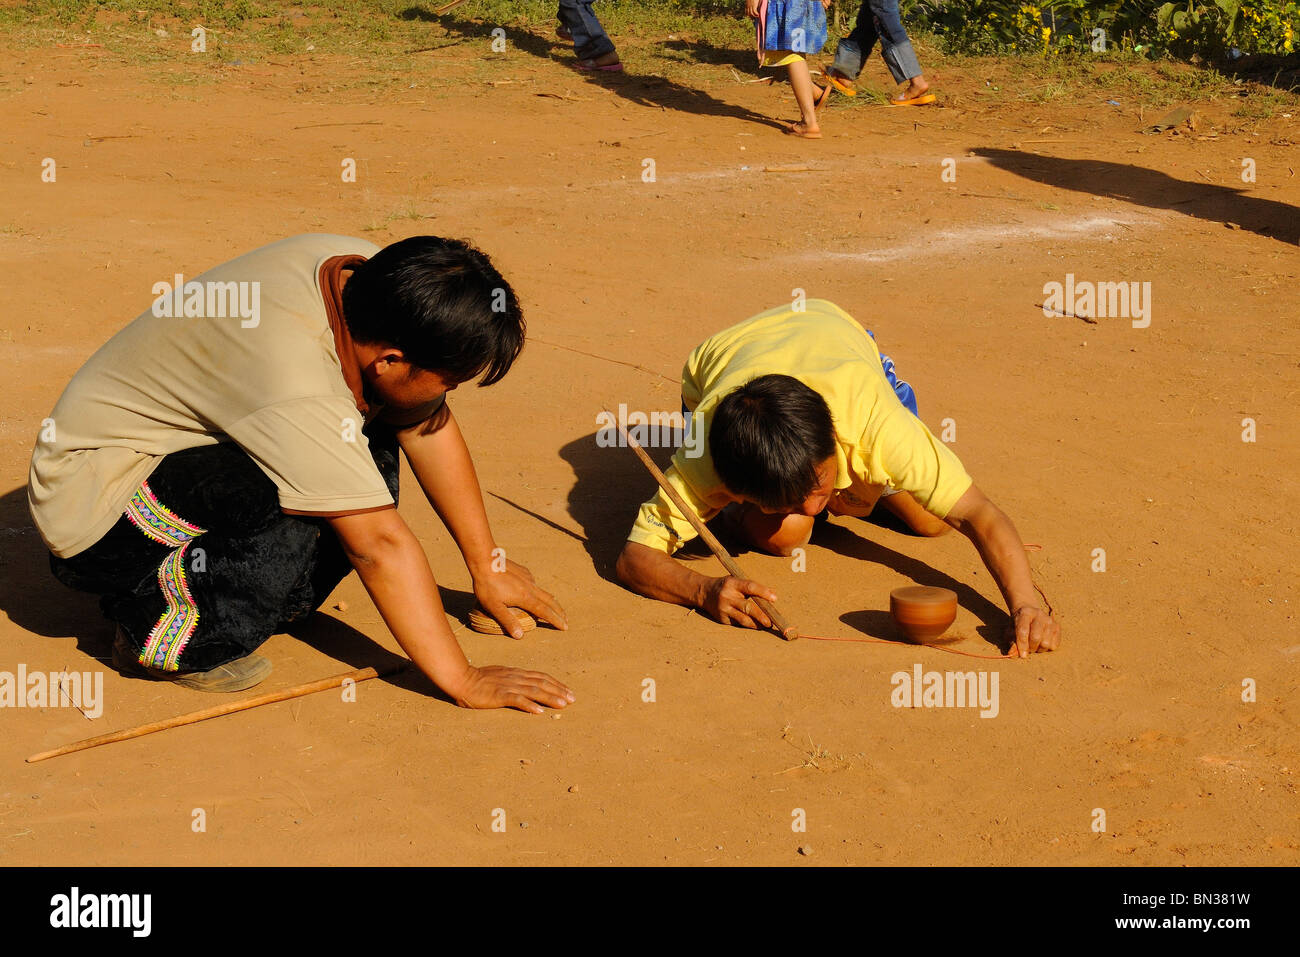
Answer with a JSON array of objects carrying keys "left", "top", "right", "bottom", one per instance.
[{"left": 28, "top": 234, "right": 416, "bottom": 558}]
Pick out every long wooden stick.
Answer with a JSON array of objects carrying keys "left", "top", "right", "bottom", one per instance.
[
  {"left": 614, "top": 416, "right": 798, "bottom": 640},
  {"left": 26, "top": 662, "right": 406, "bottom": 763}
]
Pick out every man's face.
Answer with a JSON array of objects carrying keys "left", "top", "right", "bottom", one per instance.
[
  {"left": 742, "top": 455, "right": 838, "bottom": 517},
  {"left": 366, "top": 354, "right": 460, "bottom": 410}
]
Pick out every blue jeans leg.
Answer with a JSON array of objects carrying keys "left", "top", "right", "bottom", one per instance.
[
  {"left": 556, "top": 0, "right": 616, "bottom": 61},
  {"left": 832, "top": 1, "right": 877, "bottom": 79},
  {"left": 833, "top": 0, "right": 922, "bottom": 83},
  {"left": 864, "top": 329, "right": 919, "bottom": 415}
]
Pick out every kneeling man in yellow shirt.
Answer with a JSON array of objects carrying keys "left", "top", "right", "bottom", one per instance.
[{"left": 615, "top": 299, "right": 1060, "bottom": 658}]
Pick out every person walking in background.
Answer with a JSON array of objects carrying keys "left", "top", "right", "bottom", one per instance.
[
  {"left": 557, "top": 0, "right": 622, "bottom": 71},
  {"left": 750, "top": 0, "right": 834, "bottom": 137},
  {"left": 824, "top": 0, "right": 934, "bottom": 105}
]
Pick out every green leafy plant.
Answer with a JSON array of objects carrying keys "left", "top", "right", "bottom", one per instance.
[{"left": 905, "top": 0, "right": 1298, "bottom": 56}]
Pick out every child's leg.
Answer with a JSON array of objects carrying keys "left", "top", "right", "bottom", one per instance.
[
  {"left": 726, "top": 503, "right": 815, "bottom": 556},
  {"left": 867, "top": 0, "right": 929, "bottom": 99},
  {"left": 557, "top": 0, "right": 618, "bottom": 65},
  {"left": 880, "top": 491, "right": 950, "bottom": 537},
  {"left": 787, "top": 57, "right": 820, "bottom": 133},
  {"left": 830, "top": 0, "right": 879, "bottom": 84}
]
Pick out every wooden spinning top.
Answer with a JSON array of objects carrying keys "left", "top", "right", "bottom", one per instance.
[
  {"left": 467, "top": 607, "right": 537, "bottom": 637},
  {"left": 889, "top": 586, "right": 958, "bottom": 643}
]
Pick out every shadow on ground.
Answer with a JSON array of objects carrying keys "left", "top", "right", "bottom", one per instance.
[
  {"left": 1223, "top": 51, "right": 1300, "bottom": 92},
  {"left": 559, "top": 430, "right": 675, "bottom": 583},
  {"left": 661, "top": 37, "right": 763, "bottom": 75},
  {"left": 410, "top": 10, "right": 789, "bottom": 130},
  {"left": 975, "top": 148, "right": 1299, "bottom": 245},
  {"left": 0, "top": 487, "right": 103, "bottom": 647}
]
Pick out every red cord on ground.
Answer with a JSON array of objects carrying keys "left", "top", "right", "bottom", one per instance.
[{"left": 800, "top": 633, "right": 1016, "bottom": 660}]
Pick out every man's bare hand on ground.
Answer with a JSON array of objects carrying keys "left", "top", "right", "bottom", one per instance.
[
  {"left": 1006, "top": 606, "right": 1060, "bottom": 658},
  {"left": 701, "top": 575, "right": 778, "bottom": 629},
  {"left": 450, "top": 665, "right": 575, "bottom": 714},
  {"left": 473, "top": 558, "right": 568, "bottom": 639}
]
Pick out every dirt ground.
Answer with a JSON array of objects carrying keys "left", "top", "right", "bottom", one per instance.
[{"left": 1, "top": 26, "right": 1297, "bottom": 867}]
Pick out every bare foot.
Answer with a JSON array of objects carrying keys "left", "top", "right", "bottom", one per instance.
[
  {"left": 574, "top": 51, "right": 623, "bottom": 72},
  {"left": 892, "top": 78, "right": 930, "bottom": 102},
  {"left": 785, "top": 119, "right": 822, "bottom": 138}
]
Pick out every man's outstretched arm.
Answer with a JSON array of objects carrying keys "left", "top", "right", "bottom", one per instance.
[
  {"left": 943, "top": 483, "right": 1061, "bottom": 657},
  {"left": 329, "top": 507, "right": 574, "bottom": 712},
  {"left": 395, "top": 405, "right": 567, "bottom": 639},
  {"left": 616, "top": 540, "right": 779, "bottom": 630}
]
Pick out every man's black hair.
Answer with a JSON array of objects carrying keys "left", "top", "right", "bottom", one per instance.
[
  {"left": 709, "top": 374, "right": 836, "bottom": 510},
  {"left": 341, "top": 236, "right": 524, "bottom": 386}
]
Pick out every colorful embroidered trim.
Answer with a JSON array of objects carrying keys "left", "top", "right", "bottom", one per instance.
[
  {"left": 125, "top": 480, "right": 205, "bottom": 548},
  {"left": 141, "top": 542, "right": 201, "bottom": 671},
  {"left": 125, "top": 481, "right": 207, "bottom": 672}
]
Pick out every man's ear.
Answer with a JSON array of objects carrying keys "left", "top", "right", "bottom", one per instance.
[{"left": 369, "top": 348, "right": 407, "bottom": 376}]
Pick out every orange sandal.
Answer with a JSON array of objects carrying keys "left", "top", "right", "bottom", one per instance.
[
  {"left": 824, "top": 70, "right": 857, "bottom": 96},
  {"left": 888, "top": 91, "right": 936, "bottom": 107}
]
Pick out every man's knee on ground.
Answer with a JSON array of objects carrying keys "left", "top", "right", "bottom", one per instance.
[
  {"left": 744, "top": 512, "right": 814, "bottom": 557},
  {"left": 911, "top": 514, "right": 952, "bottom": 537}
]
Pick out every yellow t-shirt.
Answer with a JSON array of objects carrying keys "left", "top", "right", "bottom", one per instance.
[
  {"left": 627, "top": 299, "right": 973, "bottom": 553},
  {"left": 28, "top": 233, "right": 430, "bottom": 558}
]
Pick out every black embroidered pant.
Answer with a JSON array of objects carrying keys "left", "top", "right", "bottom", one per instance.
[{"left": 49, "top": 431, "right": 400, "bottom": 672}]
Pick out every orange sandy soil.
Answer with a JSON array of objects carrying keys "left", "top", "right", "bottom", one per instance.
[{"left": 1, "top": 23, "right": 1297, "bottom": 866}]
